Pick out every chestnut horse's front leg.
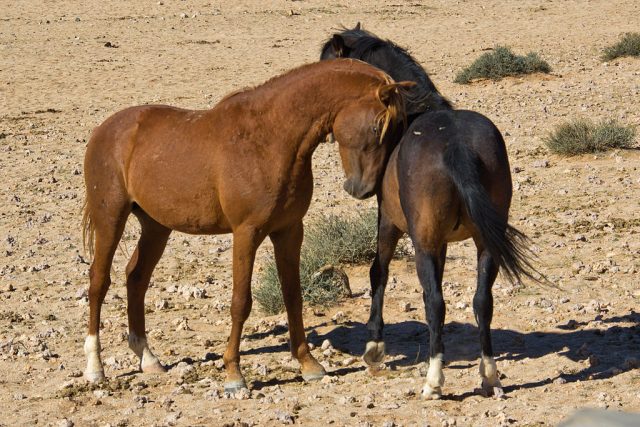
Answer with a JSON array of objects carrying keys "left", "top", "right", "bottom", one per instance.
[
  {"left": 222, "top": 226, "right": 265, "bottom": 393},
  {"left": 270, "top": 221, "right": 325, "bottom": 381}
]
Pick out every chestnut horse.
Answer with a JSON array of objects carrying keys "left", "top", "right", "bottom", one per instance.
[
  {"left": 322, "top": 26, "right": 542, "bottom": 399},
  {"left": 82, "top": 59, "right": 412, "bottom": 392}
]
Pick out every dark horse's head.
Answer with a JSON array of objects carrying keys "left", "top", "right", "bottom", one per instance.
[{"left": 320, "top": 23, "right": 452, "bottom": 118}]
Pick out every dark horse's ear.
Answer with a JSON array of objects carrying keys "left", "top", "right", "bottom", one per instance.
[
  {"left": 378, "top": 81, "right": 417, "bottom": 105},
  {"left": 354, "top": 22, "right": 361, "bottom": 30},
  {"left": 331, "top": 34, "right": 347, "bottom": 58}
]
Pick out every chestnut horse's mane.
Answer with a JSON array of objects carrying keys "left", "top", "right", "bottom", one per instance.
[{"left": 217, "top": 60, "right": 405, "bottom": 144}]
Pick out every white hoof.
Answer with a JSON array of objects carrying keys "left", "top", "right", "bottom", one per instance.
[
  {"left": 363, "top": 341, "right": 385, "bottom": 366},
  {"left": 422, "top": 384, "right": 442, "bottom": 400},
  {"left": 84, "top": 370, "right": 105, "bottom": 383}
]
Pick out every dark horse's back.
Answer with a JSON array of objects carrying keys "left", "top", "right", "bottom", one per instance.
[{"left": 398, "top": 109, "right": 512, "bottom": 213}]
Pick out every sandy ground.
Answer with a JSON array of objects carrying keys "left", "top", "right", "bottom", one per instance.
[{"left": 1, "top": 0, "right": 640, "bottom": 426}]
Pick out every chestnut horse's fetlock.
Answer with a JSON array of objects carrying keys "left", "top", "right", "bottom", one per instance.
[
  {"left": 128, "top": 332, "right": 165, "bottom": 374},
  {"left": 84, "top": 334, "right": 105, "bottom": 383}
]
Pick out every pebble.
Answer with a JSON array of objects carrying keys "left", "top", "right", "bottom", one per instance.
[
  {"left": 274, "top": 409, "right": 294, "bottom": 424},
  {"left": 321, "top": 339, "right": 332, "bottom": 350},
  {"left": 155, "top": 299, "right": 169, "bottom": 310},
  {"left": 164, "top": 412, "right": 182, "bottom": 426},
  {"left": 58, "top": 420, "right": 74, "bottom": 427},
  {"left": 331, "top": 311, "right": 345, "bottom": 323},
  {"left": 400, "top": 301, "right": 412, "bottom": 312}
]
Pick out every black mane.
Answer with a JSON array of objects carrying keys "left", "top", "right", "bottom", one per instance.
[{"left": 320, "top": 26, "right": 452, "bottom": 116}]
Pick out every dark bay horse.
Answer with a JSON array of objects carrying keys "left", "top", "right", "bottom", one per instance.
[
  {"left": 82, "top": 58, "right": 412, "bottom": 392},
  {"left": 322, "top": 26, "right": 542, "bottom": 399}
]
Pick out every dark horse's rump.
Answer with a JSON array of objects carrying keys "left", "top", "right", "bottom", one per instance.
[{"left": 320, "top": 23, "right": 452, "bottom": 116}]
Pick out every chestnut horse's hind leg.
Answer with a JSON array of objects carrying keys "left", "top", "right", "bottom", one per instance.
[
  {"left": 473, "top": 243, "right": 503, "bottom": 396},
  {"left": 222, "top": 226, "right": 265, "bottom": 393},
  {"left": 363, "top": 212, "right": 402, "bottom": 367},
  {"left": 415, "top": 245, "right": 447, "bottom": 400},
  {"left": 84, "top": 206, "right": 130, "bottom": 382},
  {"left": 270, "top": 221, "right": 325, "bottom": 382},
  {"left": 125, "top": 210, "right": 171, "bottom": 374}
]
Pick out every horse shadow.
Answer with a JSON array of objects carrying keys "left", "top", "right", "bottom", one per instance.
[{"left": 242, "top": 310, "right": 639, "bottom": 395}]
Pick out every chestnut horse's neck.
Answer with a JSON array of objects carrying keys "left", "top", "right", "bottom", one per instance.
[{"left": 215, "top": 59, "right": 389, "bottom": 159}]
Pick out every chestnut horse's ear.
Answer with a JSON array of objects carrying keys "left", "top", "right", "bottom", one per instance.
[
  {"left": 378, "top": 81, "right": 417, "bottom": 105},
  {"left": 331, "top": 34, "right": 347, "bottom": 57},
  {"left": 354, "top": 22, "right": 361, "bottom": 31}
]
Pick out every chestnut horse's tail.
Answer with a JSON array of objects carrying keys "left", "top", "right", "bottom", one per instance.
[
  {"left": 82, "top": 198, "right": 95, "bottom": 258},
  {"left": 442, "top": 135, "right": 544, "bottom": 285}
]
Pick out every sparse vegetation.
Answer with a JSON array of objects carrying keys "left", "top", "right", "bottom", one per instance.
[
  {"left": 602, "top": 32, "right": 640, "bottom": 61},
  {"left": 544, "top": 119, "right": 636, "bottom": 155},
  {"left": 255, "top": 210, "right": 379, "bottom": 314},
  {"left": 454, "top": 46, "right": 551, "bottom": 84}
]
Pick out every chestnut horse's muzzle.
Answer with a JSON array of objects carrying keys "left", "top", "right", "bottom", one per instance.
[{"left": 343, "top": 178, "right": 376, "bottom": 200}]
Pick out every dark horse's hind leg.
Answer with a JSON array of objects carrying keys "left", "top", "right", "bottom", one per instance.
[
  {"left": 415, "top": 245, "right": 446, "bottom": 399},
  {"left": 473, "top": 243, "right": 503, "bottom": 395},
  {"left": 363, "top": 211, "right": 402, "bottom": 367},
  {"left": 125, "top": 209, "right": 171, "bottom": 374}
]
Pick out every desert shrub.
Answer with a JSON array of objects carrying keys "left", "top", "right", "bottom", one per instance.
[
  {"left": 602, "top": 32, "right": 640, "bottom": 61},
  {"left": 544, "top": 119, "right": 636, "bottom": 155},
  {"left": 454, "top": 46, "right": 551, "bottom": 84},
  {"left": 255, "top": 210, "right": 379, "bottom": 314}
]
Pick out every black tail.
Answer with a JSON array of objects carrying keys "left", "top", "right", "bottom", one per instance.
[{"left": 443, "top": 136, "right": 542, "bottom": 285}]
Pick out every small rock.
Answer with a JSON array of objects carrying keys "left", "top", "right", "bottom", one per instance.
[
  {"left": 274, "top": 409, "right": 294, "bottom": 424},
  {"left": 553, "top": 376, "right": 567, "bottom": 385},
  {"left": 331, "top": 311, "right": 345, "bottom": 323},
  {"left": 155, "top": 299, "right": 169, "bottom": 310},
  {"left": 400, "top": 302, "right": 411, "bottom": 312},
  {"left": 164, "top": 412, "right": 182, "bottom": 426},
  {"left": 58, "top": 419, "right": 74, "bottom": 427},
  {"left": 321, "top": 339, "right": 332, "bottom": 350},
  {"left": 532, "top": 159, "right": 549, "bottom": 168},
  {"left": 342, "top": 357, "right": 355, "bottom": 366},
  {"left": 179, "top": 12, "right": 188, "bottom": 18},
  {"left": 454, "top": 301, "right": 468, "bottom": 310},
  {"left": 75, "top": 288, "right": 87, "bottom": 300},
  {"left": 382, "top": 421, "right": 396, "bottom": 427}
]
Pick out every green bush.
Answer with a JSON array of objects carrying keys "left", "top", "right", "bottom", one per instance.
[
  {"left": 454, "top": 46, "right": 551, "bottom": 84},
  {"left": 544, "top": 119, "right": 636, "bottom": 155},
  {"left": 255, "top": 210, "right": 379, "bottom": 314},
  {"left": 602, "top": 32, "right": 640, "bottom": 61}
]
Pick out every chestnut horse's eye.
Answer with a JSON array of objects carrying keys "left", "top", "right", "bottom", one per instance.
[{"left": 372, "top": 125, "right": 379, "bottom": 135}]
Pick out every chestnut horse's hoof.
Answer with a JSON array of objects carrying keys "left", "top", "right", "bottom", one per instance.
[
  {"left": 224, "top": 379, "right": 248, "bottom": 394},
  {"left": 301, "top": 368, "right": 326, "bottom": 382},
  {"left": 363, "top": 341, "right": 385, "bottom": 366},
  {"left": 142, "top": 361, "right": 167, "bottom": 374},
  {"left": 84, "top": 370, "right": 105, "bottom": 383},
  {"left": 301, "top": 359, "right": 327, "bottom": 382}
]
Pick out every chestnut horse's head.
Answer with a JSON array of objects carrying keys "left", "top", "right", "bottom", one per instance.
[{"left": 333, "top": 79, "right": 414, "bottom": 199}]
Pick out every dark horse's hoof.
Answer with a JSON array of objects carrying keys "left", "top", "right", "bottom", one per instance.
[{"left": 363, "top": 341, "right": 385, "bottom": 366}]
